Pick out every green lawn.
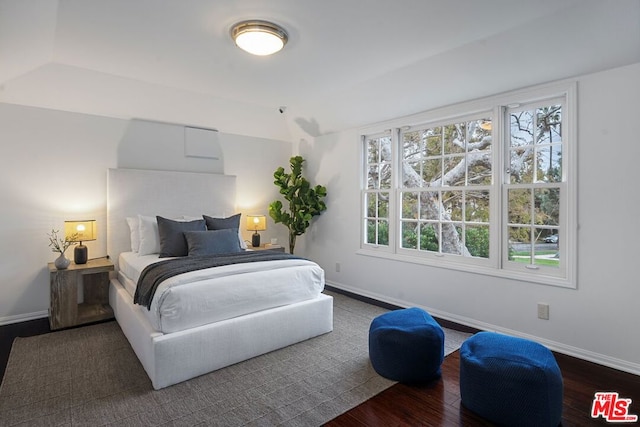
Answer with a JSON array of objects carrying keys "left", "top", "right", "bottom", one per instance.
[{"left": 511, "top": 250, "right": 560, "bottom": 267}]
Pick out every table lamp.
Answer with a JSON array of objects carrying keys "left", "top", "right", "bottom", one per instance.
[
  {"left": 64, "top": 220, "right": 97, "bottom": 264},
  {"left": 246, "top": 215, "right": 266, "bottom": 247}
]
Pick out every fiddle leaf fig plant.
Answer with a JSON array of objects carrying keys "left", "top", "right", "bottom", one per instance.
[{"left": 269, "top": 156, "right": 327, "bottom": 254}]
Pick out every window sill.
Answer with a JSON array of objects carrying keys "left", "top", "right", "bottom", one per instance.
[{"left": 356, "top": 248, "right": 576, "bottom": 289}]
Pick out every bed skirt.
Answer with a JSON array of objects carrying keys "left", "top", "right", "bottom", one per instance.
[{"left": 109, "top": 278, "right": 334, "bottom": 389}]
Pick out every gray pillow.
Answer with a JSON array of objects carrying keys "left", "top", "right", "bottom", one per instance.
[
  {"left": 184, "top": 229, "right": 243, "bottom": 256},
  {"left": 157, "top": 216, "right": 206, "bottom": 258},
  {"left": 203, "top": 213, "right": 241, "bottom": 231}
]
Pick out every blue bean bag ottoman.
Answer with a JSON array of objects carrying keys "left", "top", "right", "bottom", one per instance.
[
  {"left": 368, "top": 307, "right": 444, "bottom": 383},
  {"left": 460, "top": 332, "right": 563, "bottom": 427}
]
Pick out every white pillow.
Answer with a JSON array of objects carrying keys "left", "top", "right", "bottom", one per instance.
[
  {"left": 138, "top": 215, "right": 161, "bottom": 256},
  {"left": 126, "top": 217, "right": 140, "bottom": 252}
]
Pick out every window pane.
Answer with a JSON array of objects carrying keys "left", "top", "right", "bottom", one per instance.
[
  {"left": 420, "top": 223, "right": 439, "bottom": 251},
  {"left": 466, "top": 191, "right": 490, "bottom": 222},
  {"left": 366, "top": 219, "right": 377, "bottom": 244},
  {"left": 508, "top": 188, "right": 531, "bottom": 225},
  {"left": 378, "top": 220, "right": 389, "bottom": 245},
  {"left": 508, "top": 226, "right": 532, "bottom": 263},
  {"left": 466, "top": 225, "right": 490, "bottom": 258},
  {"left": 402, "top": 161, "right": 420, "bottom": 188},
  {"left": 379, "top": 163, "right": 391, "bottom": 189},
  {"left": 378, "top": 193, "right": 389, "bottom": 218},
  {"left": 367, "top": 139, "right": 379, "bottom": 163},
  {"left": 469, "top": 119, "right": 492, "bottom": 143},
  {"left": 534, "top": 187, "right": 559, "bottom": 226},
  {"left": 443, "top": 190, "right": 463, "bottom": 221},
  {"left": 510, "top": 111, "right": 534, "bottom": 148},
  {"left": 444, "top": 123, "right": 465, "bottom": 155},
  {"left": 444, "top": 155, "right": 465, "bottom": 185},
  {"left": 536, "top": 144, "right": 562, "bottom": 183},
  {"left": 401, "top": 221, "right": 418, "bottom": 249},
  {"left": 533, "top": 243, "right": 559, "bottom": 268},
  {"left": 422, "top": 158, "right": 441, "bottom": 183},
  {"left": 468, "top": 155, "right": 491, "bottom": 185},
  {"left": 536, "top": 105, "right": 562, "bottom": 145},
  {"left": 402, "top": 192, "right": 418, "bottom": 219},
  {"left": 425, "top": 128, "right": 442, "bottom": 156},
  {"left": 510, "top": 147, "right": 534, "bottom": 184},
  {"left": 367, "top": 165, "right": 379, "bottom": 189},
  {"left": 366, "top": 192, "right": 376, "bottom": 217},
  {"left": 420, "top": 191, "right": 440, "bottom": 220},
  {"left": 403, "top": 131, "right": 422, "bottom": 160},
  {"left": 442, "top": 224, "right": 463, "bottom": 255},
  {"left": 380, "top": 136, "right": 392, "bottom": 162}
]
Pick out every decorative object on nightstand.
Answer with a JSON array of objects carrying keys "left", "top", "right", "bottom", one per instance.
[
  {"left": 246, "top": 215, "right": 266, "bottom": 247},
  {"left": 48, "top": 257, "right": 114, "bottom": 330},
  {"left": 65, "top": 220, "right": 96, "bottom": 264},
  {"left": 47, "top": 228, "right": 76, "bottom": 270}
]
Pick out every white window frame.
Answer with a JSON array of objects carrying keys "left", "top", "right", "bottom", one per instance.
[{"left": 358, "top": 80, "right": 577, "bottom": 289}]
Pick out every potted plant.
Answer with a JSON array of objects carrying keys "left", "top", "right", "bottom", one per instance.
[
  {"left": 48, "top": 229, "right": 77, "bottom": 269},
  {"left": 269, "top": 156, "right": 327, "bottom": 254}
]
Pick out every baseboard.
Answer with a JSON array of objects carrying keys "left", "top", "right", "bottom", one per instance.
[
  {"left": 325, "top": 280, "right": 640, "bottom": 376},
  {"left": 0, "top": 310, "right": 48, "bottom": 326}
]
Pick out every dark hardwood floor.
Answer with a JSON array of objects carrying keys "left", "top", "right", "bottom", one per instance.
[
  {"left": 326, "top": 349, "right": 640, "bottom": 426},
  {"left": 1, "top": 306, "right": 638, "bottom": 426}
]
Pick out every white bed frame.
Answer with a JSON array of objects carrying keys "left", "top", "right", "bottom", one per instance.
[{"left": 107, "top": 168, "right": 333, "bottom": 390}]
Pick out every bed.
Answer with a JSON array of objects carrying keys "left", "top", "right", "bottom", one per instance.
[{"left": 107, "top": 168, "right": 333, "bottom": 390}]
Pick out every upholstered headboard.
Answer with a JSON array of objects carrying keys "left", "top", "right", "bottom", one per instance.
[{"left": 107, "top": 168, "right": 236, "bottom": 270}]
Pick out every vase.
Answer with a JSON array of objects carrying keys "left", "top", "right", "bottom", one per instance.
[{"left": 54, "top": 253, "right": 70, "bottom": 270}]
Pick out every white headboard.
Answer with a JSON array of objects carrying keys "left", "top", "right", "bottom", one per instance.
[{"left": 107, "top": 168, "right": 236, "bottom": 270}]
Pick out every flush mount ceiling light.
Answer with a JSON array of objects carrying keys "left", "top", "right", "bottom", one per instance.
[{"left": 231, "top": 20, "right": 288, "bottom": 56}]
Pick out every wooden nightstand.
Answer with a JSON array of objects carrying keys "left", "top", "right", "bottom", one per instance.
[
  {"left": 48, "top": 257, "right": 114, "bottom": 330},
  {"left": 250, "top": 244, "right": 286, "bottom": 253}
]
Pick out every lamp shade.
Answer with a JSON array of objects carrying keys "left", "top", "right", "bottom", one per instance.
[
  {"left": 64, "top": 220, "right": 97, "bottom": 242},
  {"left": 231, "top": 20, "right": 288, "bottom": 56},
  {"left": 246, "top": 215, "right": 267, "bottom": 232}
]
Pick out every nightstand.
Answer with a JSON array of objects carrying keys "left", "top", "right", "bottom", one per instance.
[
  {"left": 48, "top": 257, "right": 114, "bottom": 330},
  {"left": 250, "top": 244, "right": 286, "bottom": 253}
]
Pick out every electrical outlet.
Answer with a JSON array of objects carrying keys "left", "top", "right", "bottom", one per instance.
[
  {"left": 335, "top": 262, "right": 341, "bottom": 273},
  {"left": 537, "top": 303, "right": 550, "bottom": 320}
]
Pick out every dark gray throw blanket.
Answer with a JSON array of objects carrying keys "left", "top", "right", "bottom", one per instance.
[{"left": 134, "top": 251, "right": 303, "bottom": 310}]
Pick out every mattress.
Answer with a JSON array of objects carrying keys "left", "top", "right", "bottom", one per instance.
[{"left": 117, "top": 251, "right": 325, "bottom": 334}]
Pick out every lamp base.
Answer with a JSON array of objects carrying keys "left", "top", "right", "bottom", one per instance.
[
  {"left": 74, "top": 244, "right": 88, "bottom": 264},
  {"left": 252, "top": 232, "right": 261, "bottom": 248}
]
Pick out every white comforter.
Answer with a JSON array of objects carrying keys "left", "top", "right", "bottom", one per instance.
[{"left": 117, "top": 251, "right": 325, "bottom": 333}]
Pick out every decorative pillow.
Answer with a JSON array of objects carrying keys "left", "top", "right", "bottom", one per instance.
[
  {"left": 126, "top": 217, "right": 140, "bottom": 252},
  {"left": 157, "top": 216, "right": 206, "bottom": 258},
  {"left": 184, "top": 229, "right": 243, "bottom": 256},
  {"left": 203, "top": 213, "right": 247, "bottom": 249},
  {"left": 138, "top": 215, "right": 161, "bottom": 256}
]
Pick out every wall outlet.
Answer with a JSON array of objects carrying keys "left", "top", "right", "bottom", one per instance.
[
  {"left": 537, "top": 303, "right": 550, "bottom": 320},
  {"left": 335, "top": 262, "right": 341, "bottom": 273}
]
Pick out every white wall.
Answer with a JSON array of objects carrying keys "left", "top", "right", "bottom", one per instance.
[
  {"left": 300, "top": 62, "right": 640, "bottom": 375},
  {"left": 0, "top": 103, "right": 292, "bottom": 323}
]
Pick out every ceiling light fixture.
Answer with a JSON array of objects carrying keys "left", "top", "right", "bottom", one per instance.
[{"left": 231, "top": 20, "right": 288, "bottom": 56}]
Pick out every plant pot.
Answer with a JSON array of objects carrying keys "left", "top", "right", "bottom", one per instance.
[{"left": 54, "top": 253, "right": 70, "bottom": 270}]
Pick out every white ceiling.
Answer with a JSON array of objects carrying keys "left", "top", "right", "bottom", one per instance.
[{"left": 1, "top": 0, "right": 639, "bottom": 141}]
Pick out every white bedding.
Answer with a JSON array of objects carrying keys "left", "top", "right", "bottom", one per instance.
[{"left": 117, "top": 251, "right": 325, "bottom": 334}]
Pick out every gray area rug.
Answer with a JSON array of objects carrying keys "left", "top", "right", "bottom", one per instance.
[{"left": 0, "top": 291, "right": 470, "bottom": 426}]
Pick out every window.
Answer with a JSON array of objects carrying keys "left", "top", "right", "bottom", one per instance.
[
  {"left": 363, "top": 133, "right": 392, "bottom": 247},
  {"left": 399, "top": 117, "right": 492, "bottom": 261},
  {"left": 360, "top": 82, "right": 576, "bottom": 287}
]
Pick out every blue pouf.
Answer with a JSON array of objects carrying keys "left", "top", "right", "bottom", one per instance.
[
  {"left": 460, "top": 332, "right": 563, "bottom": 427},
  {"left": 369, "top": 307, "right": 444, "bottom": 383}
]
